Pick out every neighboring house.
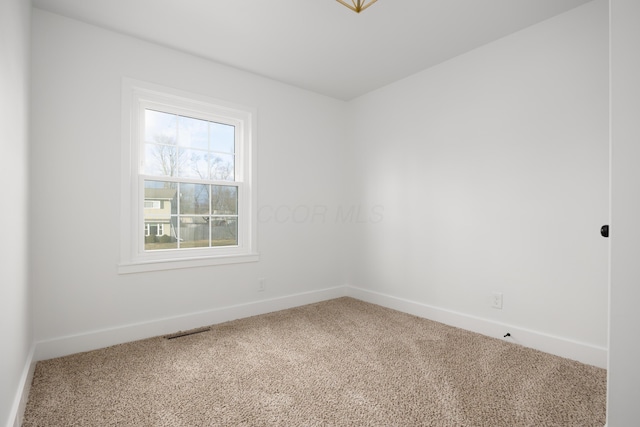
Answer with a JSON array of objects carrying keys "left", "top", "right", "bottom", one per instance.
[{"left": 144, "top": 187, "right": 176, "bottom": 239}]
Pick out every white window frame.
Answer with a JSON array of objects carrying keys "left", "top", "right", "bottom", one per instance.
[{"left": 119, "top": 79, "right": 258, "bottom": 273}]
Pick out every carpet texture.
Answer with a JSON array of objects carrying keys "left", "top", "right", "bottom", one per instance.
[{"left": 23, "top": 298, "right": 606, "bottom": 426}]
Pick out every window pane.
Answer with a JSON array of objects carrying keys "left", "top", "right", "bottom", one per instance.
[
  {"left": 145, "top": 110, "right": 176, "bottom": 145},
  {"left": 178, "top": 116, "right": 209, "bottom": 150},
  {"left": 144, "top": 231, "right": 178, "bottom": 250},
  {"left": 143, "top": 216, "right": 177, "bottom": 251},
  {"left": 144, "top": 144, "right": 182, "bottom": 176},
  {"left": 212, "top": 186, "right": 238, "bottom": 215},
  {"left": 210, "top": 122, "right": 235, "bottom": 154},
  {"left": 211, "top": 217, "right": 237, "bottom": 246},
  {"left": 179, "top": 217, "right": 210, "bottom": 248},
  {"left": 179, "top": 183, "right": 209, "bottom": 215},
  {"left": 178, "top": 148, "right": 209, "bottom": 179},
  {"left": 209, "top": 153, "right": 235, "bottom": 181},
  {"left": 144, "top": 180, "right": 177, "bottom": 206},
  {"left": 144, "top": 181, "right": 178, "bottom": 251}
]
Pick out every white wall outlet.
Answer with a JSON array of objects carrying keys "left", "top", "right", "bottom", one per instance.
[
  {"left": 492, "top": 292, "right": 503, "bottom": 309},
  {"left": 258, "top": 278, "right": 266, "bottom": 292}
]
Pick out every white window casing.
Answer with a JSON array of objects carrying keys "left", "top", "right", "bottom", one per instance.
[{"left": 119, "top": 78, "right": 258, "bottom": 273}]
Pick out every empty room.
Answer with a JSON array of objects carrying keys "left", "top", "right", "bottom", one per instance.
[{"left": 2, "top": 0, "right": 640, "bottom": 426}]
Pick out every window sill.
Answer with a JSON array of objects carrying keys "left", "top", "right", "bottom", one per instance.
[{"left": 118, "top": 253, "right": 259, "bottom": 274}]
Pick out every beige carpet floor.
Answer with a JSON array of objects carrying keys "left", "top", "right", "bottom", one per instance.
[{"left": 23, "top": 297, "right": 606, "bottom": 426}]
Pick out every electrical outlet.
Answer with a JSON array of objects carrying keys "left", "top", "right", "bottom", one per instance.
[
  {"left": 258, "top": 278, "right": 266, "bottom": 292},
  {"left": 491, "top": 292, "right": 503, "bottom": 309}
]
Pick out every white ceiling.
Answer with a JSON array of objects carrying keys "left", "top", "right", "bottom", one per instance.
[{"left": 32, "top": 0, "right": 594, "bottom": 100}]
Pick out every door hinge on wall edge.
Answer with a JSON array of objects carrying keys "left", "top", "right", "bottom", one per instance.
[{"left": 164, "top": 326, "right": 211, "bottom": 340}]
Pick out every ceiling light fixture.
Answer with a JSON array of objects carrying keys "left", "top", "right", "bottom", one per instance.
[{"left": 336, "top": 0, "right": 378, "bottom": 14}]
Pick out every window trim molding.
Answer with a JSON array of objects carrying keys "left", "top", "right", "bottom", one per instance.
[{"left": 119, "top": 78, "right": 258, "bottom": 274}]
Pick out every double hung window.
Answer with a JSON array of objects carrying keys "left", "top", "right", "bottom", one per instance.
[{"left": 120, "top": 80, "right": 257, "bottom": 273}]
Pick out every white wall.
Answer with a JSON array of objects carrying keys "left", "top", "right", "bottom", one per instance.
[
  {"left": 0, "top": 0, "right": 31, "bottom": 425},
  {"left": 608, "top": 0, "right": 640, "bottom": 424},
  {"left": 22, "top": 0, "right": 640, "bottom": 423},
  {"left": 349, "top": 0, "right": 609, "bottom": 352},
  {"left": 30, "top": 9, "right": 349, "bottom": 357},
  {"left": 29, "top": 0, "right": 611, "bottom": 364}
]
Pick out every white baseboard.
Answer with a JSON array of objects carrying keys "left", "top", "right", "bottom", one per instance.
[
  {"left": 34, "top": 286, "right": 348, "bottom": 362},
  {"left": 18, "top": 284, "right": 606, "bottom": 427},
  {"left": 345, "top": 286, "right": 607, "bottom": 369},
  {"left": 32, "top": 284, "right": 607, "bottom": 369},
  {"left": 7, "top": 343, "right": 36, "bottom": 427}
]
